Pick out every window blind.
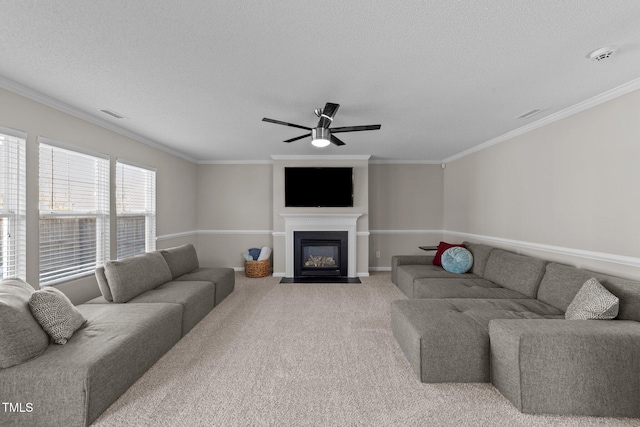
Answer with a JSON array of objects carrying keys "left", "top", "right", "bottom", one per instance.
[
  {"left": 39, "top": 140, "right": 110, "bottom": 285},
  {"left": 116, "top": 160, "right": 156, "bottom": 259},
  {"left": 0, "top": 129, "right": 26, "bottom": 280}
]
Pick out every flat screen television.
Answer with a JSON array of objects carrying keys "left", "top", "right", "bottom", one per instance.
[{"left": 285, "top": 167, "right": 354, "bottom": 207}]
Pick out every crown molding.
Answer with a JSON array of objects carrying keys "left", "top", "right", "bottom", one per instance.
[
  {"left": 369, "top": 229, "right": 442, "bottom": 235},
  {"left": 270, "top": 155, "right": 371, "bottom": 161},
  {"left": 443, "top": 76, "right": 640, "bottom": 164},
  {"left": 368, "top": 159, "right": 442, "bottom": 165},
  {"left": 0, "top": 75, "right": 198, "bottom": 164},
  {"left": 197, "top": 159, "right": 274, "bottom": 165}
]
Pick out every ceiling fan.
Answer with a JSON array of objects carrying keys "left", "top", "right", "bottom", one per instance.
[{"left": 262, "top": 102, "right": 381, "bottom": 147}]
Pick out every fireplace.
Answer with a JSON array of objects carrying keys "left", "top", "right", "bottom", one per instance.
[
  {"left": 280, "top": 213, "right": 362, "bottom": 278},
  {"left": 294, "top": 231, "right": 348, "bottom": 277}
]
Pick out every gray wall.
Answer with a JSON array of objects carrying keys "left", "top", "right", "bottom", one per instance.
[
  {"left": 0, "top": 87, "right": 198, "bottom": 303},
  {"left": 368, "top": 163, "right": 444, "bottom": 269},
  {"left": 443, "top": 88, "right": 640, "bottom": 280},
  {"left": 196, "top": 163, "right": 273, "bottom": 268}
]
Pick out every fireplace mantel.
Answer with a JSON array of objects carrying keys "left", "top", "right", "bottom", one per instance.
[{"left": 280, "top": 213, "right": 362, "bottom": 278}]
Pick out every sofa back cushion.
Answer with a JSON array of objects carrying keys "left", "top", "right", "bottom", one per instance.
[
  {"left": 537, "top": 263, "right": 594, "bottom": 312},
  {"left": 538, "top": 262, "right": 640, "bottom": 321},
  {"left": 160, "top": 244, "right": 200, "bottom": 279},
  {"left": 103, "top": 252, "right": 172, "bottom": 303},
  {"left": 94, "top": 266, "right": 113, "bottom": 302},
  {"left": 594, "top": 271, "right": 640, "bottom": 322},
  {"left": 483, "top": 249, "right": 548, "bottom": 298},
  {"left": 463, "top": 242, "right": 494, "bottom": 277},
  {"left": 0, "top": 278, "right": 50, "bottom": 368}
]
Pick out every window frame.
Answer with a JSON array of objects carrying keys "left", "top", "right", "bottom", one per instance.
[
  {"left": 115, "top": 159, "right": 156, "bottom": 259},
  {"left": 38, "top": 137, "right": 110, "bottom": 286},
  {"left": 0, "top": 126, "right": 27, "bottom": 280}
]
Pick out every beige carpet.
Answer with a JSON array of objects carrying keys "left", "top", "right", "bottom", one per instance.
[{"left": 92, "top": 273, "right": 638, "bottom": 426}]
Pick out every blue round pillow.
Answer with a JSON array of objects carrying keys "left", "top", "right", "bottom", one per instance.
[{"left": 441, "top": 247, "right": 473, "bottom": 274}]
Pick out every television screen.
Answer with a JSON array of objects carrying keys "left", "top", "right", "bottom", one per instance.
[{"left": 285, "top": 167, "right": 354, "bottom": 207}]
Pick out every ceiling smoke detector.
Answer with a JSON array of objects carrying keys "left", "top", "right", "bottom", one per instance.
[{"left": 587, "top": 47, "right": 618, "bottom": 62}]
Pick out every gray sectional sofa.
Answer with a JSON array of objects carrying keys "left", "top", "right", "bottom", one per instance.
[
  {"left": 0, "top": 244, "right": 234, "bottom": 427},
  {"left": 391, "top": 242, "right": 640, "bottom": 418}
]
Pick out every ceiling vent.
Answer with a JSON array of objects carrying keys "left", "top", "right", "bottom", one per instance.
[
  {"left": 587, "top": 47, "right": 618, "bottom": 62},
  {"left": 100, "top": 109, "right": 126, "bottom": 119},
  {"left": 515, "top": 108, "right": 547, "bottom": 119}
]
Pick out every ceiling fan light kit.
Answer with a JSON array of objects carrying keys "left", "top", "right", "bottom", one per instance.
[
  {"left": 263, "top": 102, "right": 381, "bottom": 148},
  {"left": 311, "top": 128, "right": 331, "bottom": 147}
]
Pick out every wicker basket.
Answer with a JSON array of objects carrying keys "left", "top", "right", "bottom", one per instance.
[{"left": 244, "top": 259, "right": 271, "bottom": 278}]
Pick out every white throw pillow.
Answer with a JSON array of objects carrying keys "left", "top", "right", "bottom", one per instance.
[{"left": 565, "top": 277, "right": 619, "bottom": 320}]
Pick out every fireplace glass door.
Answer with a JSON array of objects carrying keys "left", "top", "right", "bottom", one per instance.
[
  {"left": 301, "top": 242, "right": 340, "bottom": 275},
  {"left": 294, "top": 231, "right": 348, "bottom": 277}
]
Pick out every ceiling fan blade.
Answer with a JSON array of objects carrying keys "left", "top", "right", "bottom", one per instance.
[
  {"left": 283, "top": 133, "right": 311, "bottom": 143},
  {"left": 330, "top": 135, "right": 346, "bottom": 146},
  {"left": 318, "top": 102, "right": 340, "bottom": 128},
  {"left": 262, "top": 117, "right": 312, "bottom": 131},
  {"left": 330, "top": 124, "right": 381, "bottom": 133}
]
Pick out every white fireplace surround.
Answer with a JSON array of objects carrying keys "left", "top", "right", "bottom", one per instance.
[{"left": 280, "top": 213, "right": 362, "bottom": 278}]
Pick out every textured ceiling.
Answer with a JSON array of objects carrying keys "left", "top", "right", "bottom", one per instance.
[{"left": 2, "top": 1, "right": 640, "bottom": 162}]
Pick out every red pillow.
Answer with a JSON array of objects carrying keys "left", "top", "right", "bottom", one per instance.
[{"left": 433, "top": 242, "right": 465, "bottom": 266}]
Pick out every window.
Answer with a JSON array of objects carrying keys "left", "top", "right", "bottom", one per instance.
[
  {"left": 38, "top": 139, "right": 109, "bottom": 285},
  {"left": 0, "top": 127, "right": 26, "bottom": 280},
  {"left": 116, "top": 160, "right": 156, "bottom": 259}
]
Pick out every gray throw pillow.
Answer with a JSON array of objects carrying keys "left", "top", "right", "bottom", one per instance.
[
  {"left": 29, "top": 287, "right": 87, "bottom": 344},
  {"left": 565, "top": 277, "right": 619, "bottom": 320},
  {"left": 0, "top": 278, "right": 50, "bottom": 368}
]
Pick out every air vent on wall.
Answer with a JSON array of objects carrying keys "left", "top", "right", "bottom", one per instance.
[{"left": 100, "top": 109, "right": 127, "bottom": 119}]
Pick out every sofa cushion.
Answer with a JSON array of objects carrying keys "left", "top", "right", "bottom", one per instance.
[
  {"left": 396, "top": 264, "right": 480, "bottom": 298},
  {"left": 483, "top": 249, "right": 548, "bottom": 298},
  {"left": 433, "top": 242, "right": 464, "bottom": 266},
  {"left": 536, "top": 262, "right": 593, "bottom": 312},
  {"left": 391, "top": 255, "right": 434, "bottom": 284},
  {"left": 391, "top": 298, "right": 562, "bottom": 383},
  {"left": 160, "top": 244, "right": 199, "bottom": 279},
  {"left": 29, "top": 287, "right": 86, "bottom": 344},
  {"left": 565, "top": 278, "right": 619, "bottom": 320},
  {"left": 0, "top": 279, "right": 50, "bottom": 368},
  {"left": 94, "top": 266, "right": 113, "bottom": 301},
  {"left": 538, "top": 262, "right": 640, "bottom": 321},
  {"left": 463, "top": 241, "right": 495, "bottom": 277},
  {"left": 592, "top": 272, "right": 640, "bottom": 322},
  {"left": 490, "top": 318, "right": 640, "bottom": 417},
  {"left": 127, "top": 280, "right": 215, "bottom": 335},
  {"left": 412, "top": 278, "right": 530, "bottom": 300},
  {"left": 0, "top": 303, "right": 182, "bottom": 426},
  {"left": 175, "top": 267, "right": 235, "bottom": 306},
  {"left": 441, "top": 247, "right": 473, "bottom": 274},
  {"left": 103, "top": 252, "right": 172, "bottom": 303}
]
